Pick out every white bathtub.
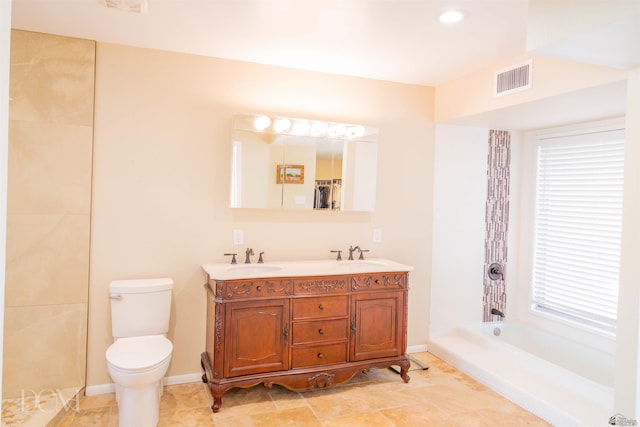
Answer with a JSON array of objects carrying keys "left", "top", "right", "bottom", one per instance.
[{"left": 428, "top": 321, "right": 614, "bottom": 427}]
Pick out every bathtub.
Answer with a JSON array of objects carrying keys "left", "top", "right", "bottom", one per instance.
[{"left": 428, "top": 321, "right": 614, "bottom": 427}]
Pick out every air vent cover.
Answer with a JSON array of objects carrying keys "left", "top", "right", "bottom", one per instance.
[
  {"left": 494, "top": 59, "right": 532, "bottom": 97},
  {"left": 101, "top": 0, "right": 148, "bottom": 13}
]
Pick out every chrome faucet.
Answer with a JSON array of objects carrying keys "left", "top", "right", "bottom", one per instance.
[
  {"left": 244, "top": 248, "right": 254, "bottom": 264},
  {"left": 348, "top": 245, "right": 360, "bottom": 260}
]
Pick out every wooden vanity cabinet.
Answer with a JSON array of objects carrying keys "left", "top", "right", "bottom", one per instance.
[{"left": 201, "top": 272, "right": 410, "bottom": 413}]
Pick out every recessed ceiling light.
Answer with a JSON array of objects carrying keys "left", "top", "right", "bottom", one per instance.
[{"left": 439, "top": 10, "right": 464, "bottom": 24}]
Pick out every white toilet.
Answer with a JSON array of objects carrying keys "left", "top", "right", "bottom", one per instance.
[{"left": 106, "top": 278, "right": 174, "bottom": 427}]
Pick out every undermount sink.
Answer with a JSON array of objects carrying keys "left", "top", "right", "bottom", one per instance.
[
  {"left": 226, "top": 265, "right": 282, "bottom": 275},
  {"left": 338, "top": 260, "right": 389, "bottom": 268}
]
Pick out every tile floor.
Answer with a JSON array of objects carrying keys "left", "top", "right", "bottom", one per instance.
[{"left": 54, "top": 352, "right": 551, "bottom": 427}]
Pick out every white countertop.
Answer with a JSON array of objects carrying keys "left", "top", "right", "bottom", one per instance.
[{"left": 202, "top": 258, "right": 413, "bottom": 281}]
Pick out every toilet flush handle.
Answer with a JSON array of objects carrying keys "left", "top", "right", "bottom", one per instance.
[{"left": 109, "top": 293, "right": 123, "bottom": 301}]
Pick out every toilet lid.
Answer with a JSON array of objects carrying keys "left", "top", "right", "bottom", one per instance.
[{"left": 106, "top": 335, "right": 172, "bottom": 371}]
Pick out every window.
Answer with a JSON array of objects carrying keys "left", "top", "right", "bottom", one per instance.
[{"left": 532, "top": 128, "right": 624, "bottom": 332}]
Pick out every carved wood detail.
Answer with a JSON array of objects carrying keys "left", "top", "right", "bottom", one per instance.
[
  {"left": 307, "top": 372, "right": 335, "bottom": 389},
  {"left": 226, "top": 282, "right": 253, "bottom": 298},
  {"left": 295, "top": 278, "right": 348, "bottom": 294},
  {"left": 351, "top": 273, "right": 406, "bottom": 291},
  {"left": 267, "top": 279, "right": 292, "bottom": 295}
]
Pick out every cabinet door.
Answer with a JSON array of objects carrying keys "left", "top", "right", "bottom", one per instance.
[
  {"left": 225, "top": 299, "right": 290, "bottom": 377},
  {"left": 350, "top": 291, "right": 405, "bottom": 361}
]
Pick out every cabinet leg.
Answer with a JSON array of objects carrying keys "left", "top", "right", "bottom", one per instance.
[
  {"left": 398, "top": 356, "right": 411, "bottom": 383},
  {"left": 400, "top": 366, "right": 411, "bottom": 383},
  {"left": 211, "top": 396, "right": 222, "bottom": 413}
]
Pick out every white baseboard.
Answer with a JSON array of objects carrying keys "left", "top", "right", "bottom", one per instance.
[
  {"left": 164, "top": 373, "right": 203, "bottom": 386},
  {"left": 85, "top": 383, "right": 115, "bottom": 396},
  {"left": 407, "top": 344, "right": 428, "bottom": 354},
  {"left": 85, "top": 373, "right": 203, "bottom": 396}
]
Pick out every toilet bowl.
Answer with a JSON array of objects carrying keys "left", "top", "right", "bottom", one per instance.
[
  {"left": 107, "top": 335, "right": 172, "bottom": 427},
  {"left": 107, "top": 278, "right": 173, "bottom": 427}
]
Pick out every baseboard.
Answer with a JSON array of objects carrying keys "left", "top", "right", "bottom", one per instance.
[
  {"left": 86, "top": 349, "right": 428, "bottom": 397},
  {"left": 85, "top": 383, "right": 115, "bottom": 396},
  {"left": 407, "top": 344, "right": 428, "bottom": 354},
  {"left": 164, "top": 373, "right": 203, "bottom": 386}
]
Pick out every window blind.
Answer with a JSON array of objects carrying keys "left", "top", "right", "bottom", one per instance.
[{"left": 532, "top": 129, "right": 624, "bottom": 332}]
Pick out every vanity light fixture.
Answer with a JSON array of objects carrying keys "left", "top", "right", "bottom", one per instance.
[
  {"left": 253, "top": 115, "right": 271, "bottom": 131},
  {"left": 439, "top": 9, "right": 464, "bottom": 23},
  {"left": 245, "top": 114, "right": 374, "bottom": 141}
]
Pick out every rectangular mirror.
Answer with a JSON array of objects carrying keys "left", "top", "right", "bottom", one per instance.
[{"left": 230, "top": 114, "right": 378, "bottom": 211}]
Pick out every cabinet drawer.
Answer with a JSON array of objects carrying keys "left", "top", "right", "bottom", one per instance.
[
  {"left": 350, "top": 273, "right": 407, "bottom": 291},
  {"left": 293, "top": 276, "right": 349, "bottom": 294},
  {"left": 292, "top": 343, "right": 347, "bottom": 368},
  {"left": 292, "top": 296, "right": 348, "bottom": 320},
  {"left": 216, "top": 279, "right": 292, "bottom": 300},
  {"left": 292, "top": 319, "right": 349, "bottom": 344}
]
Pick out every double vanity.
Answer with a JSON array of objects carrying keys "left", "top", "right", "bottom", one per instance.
[{"left": 200, "top": 258, "right": 413, "bottom": 412}]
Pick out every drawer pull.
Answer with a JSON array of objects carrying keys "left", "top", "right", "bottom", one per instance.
[
  {"left": 318, "top": 329, "right": 324, "bottom": 335},
  {"left": 318, "top": 304, "right": 325, "bottom": 310},
  {"left": 317, "top": 353, "right": 324, "bottom": 359},
  {"left": 256, "top": 286, "right": 263, "bottom": 291},
  {"left": 375, "top": 279, "right": 381, "bottom": 284}
]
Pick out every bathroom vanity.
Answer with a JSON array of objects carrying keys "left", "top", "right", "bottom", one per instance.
[{"left": 200, "top": 258, "right": 412, "bottom": 412}]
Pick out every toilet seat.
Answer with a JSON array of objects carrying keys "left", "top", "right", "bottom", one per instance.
[{"left": 106, "top": 335, "right": 172, "bottom": 372}]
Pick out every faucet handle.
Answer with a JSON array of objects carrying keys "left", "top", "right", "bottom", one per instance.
[
  {"left": 330, "top": 250, "right": 342, "bottom": 261},
  {"left": 258, "top": 252, "right": 265, "bottom": 263},
  {"left": 358, "top": 249, "right": 369, "bottom": 260},
  {"left": 224, "top": 253, "right": 238, "bottom": 264}
]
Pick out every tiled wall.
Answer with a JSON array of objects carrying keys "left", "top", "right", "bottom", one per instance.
[
  {"left": 3, "top": 30, "right": 95, "bottom": 397},
  {"left": 482, "top": 129, "right": 511, "bottom": 322}
]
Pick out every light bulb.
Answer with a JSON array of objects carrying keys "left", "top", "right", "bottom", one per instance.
[
  {"left": 291, "top": 120, "right": 310, "bottom": 135},
  {"left": 346, "top": 125, "right": 365, "bottom": 139},
  {"left": 273, "top": 118, "right": 291, "bottom": 133},
  {"left": 311, "top": 121, "right": 328, "bottom": 136},
  {"left": 328, "top": 124, "right": 346, "bottom": 137},
  {"left": 253, "top": 115, "right": 271, "bottom": 131}
]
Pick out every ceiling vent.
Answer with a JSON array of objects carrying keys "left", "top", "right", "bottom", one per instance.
[
  {"left": 494, "top": 59, "right": 532, "bottom": 97},
  {"left": 101, "top": 0, "right": 148, "bottom": 14}
]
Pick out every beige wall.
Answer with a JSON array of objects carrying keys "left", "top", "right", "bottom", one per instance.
[
  {"left": 434, "top": 53, "right": 627, "bottom": 124},
  {"left": 89, "top": 43, "right": 435, "bottom": 386},
  {"left": 3, "top": 31, "right": 94, "bottom": 397}
]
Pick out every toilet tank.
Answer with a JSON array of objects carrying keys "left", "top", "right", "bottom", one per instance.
[{"left": 110, "top": 278, "right": 173, "bottom": 339}]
